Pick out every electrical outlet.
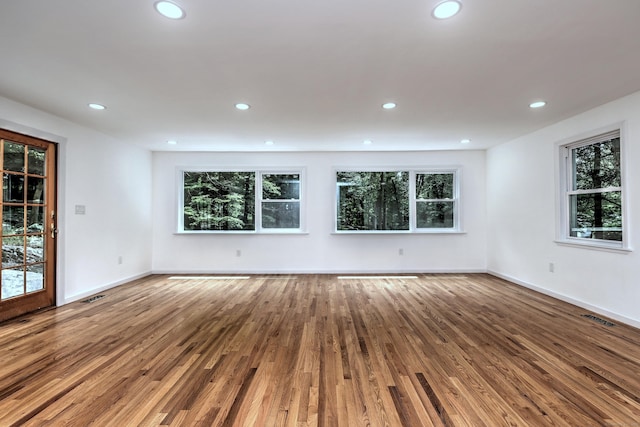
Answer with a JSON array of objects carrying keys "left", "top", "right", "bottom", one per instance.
[
  {"left": 236, "top": 249, "right": 242, "bottom": 257},
  {"left": 118, "top": 256, "right": 123, "bottom": 265},
  {"left": 549, "top": 262, "right": 554, "bottom": 273},
  {"left": 399, "top": 248, "right": 404, "bottom": 256}
]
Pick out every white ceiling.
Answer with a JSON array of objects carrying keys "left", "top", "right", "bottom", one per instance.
[{"left": 1, "top": 0, "right": 640, "bottom": 152}]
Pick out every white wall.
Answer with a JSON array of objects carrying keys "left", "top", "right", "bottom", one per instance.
[
  {"left": 152, "top": 150, "right": 487, "bottom": 274},
  {"left": 487, "top": 91, "right": 640, "bottom": 327},
  {"left": 0, "top": 96, "right": 153, "bottom": 304}
]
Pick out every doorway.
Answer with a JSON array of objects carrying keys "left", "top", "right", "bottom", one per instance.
[{"left": 0, "top": 129, "right": 57, "bottom": 322}]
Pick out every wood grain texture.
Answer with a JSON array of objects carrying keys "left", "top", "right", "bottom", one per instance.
[{"left": 0, "top": 274, "right": 639, "bottom": 426}]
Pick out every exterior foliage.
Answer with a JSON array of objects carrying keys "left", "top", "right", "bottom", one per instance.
[
  {"left": 570, "top": 137, "right": 622, "bottom": 241},
  {"left": 183, "top": 172, "right": 255, "bottom": 230},
  {"left": 337, "top": 171, "right": 410, "bottom": 230}
]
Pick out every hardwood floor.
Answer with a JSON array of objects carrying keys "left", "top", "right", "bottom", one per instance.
[{"left": 0, "top": 274, "right": 639, "bottom": 426}]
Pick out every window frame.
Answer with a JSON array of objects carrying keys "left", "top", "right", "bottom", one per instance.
[
  {"left": 556, "top": 125, "right": 630, "bottom": 251},
  {"left": 334, "top": 167, "right": 462, "bottom": 234},
  {"left": 177, "top": 167, "right": 305, "bottom": 234}
]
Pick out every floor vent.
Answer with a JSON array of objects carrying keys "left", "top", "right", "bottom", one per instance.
[
  {"left": 82, "top": 295, "right": 105, "bottom": 303},
  {"left": 582, "top": 314, "right": 615, "bottom": 327}
]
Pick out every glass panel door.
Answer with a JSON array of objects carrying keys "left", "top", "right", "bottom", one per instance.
[{"left": 0, "top": 129, "right": 56, "bottom": 322}]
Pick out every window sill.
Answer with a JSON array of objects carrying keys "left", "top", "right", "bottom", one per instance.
[
  {"left": 554, "top": 239, "right": 632, "bottom": 253},
  {"left": 332, "top": 230, "right": 466, "bottom": 235},
  {"left": 175, "top": 230, "right": 309, "bottom": 235}
]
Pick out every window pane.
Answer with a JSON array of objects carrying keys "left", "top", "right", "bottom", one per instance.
[
  {"left": 26, "top": 263, "right": 44, "bottom": 293},
  {"left": 26, "top": 206, "right": 44, "bottom": 233},
  {"left": 3, "top": 206, "right": 24, "bottom": 235},
  {"left": 1, "top": 266, "right": 25, "bottom": 299},
  {"left": 27, "top": 176, "right": 45, "bottom": 203},
  {"left": 3, "top": 173, "right": 24, "bottom": 203},
  {"left": 262, "top": 174, "right": 300, "bottom": 200},
  {"left": 3, "top": 141, "right": 25, "bottom": 172},
  {"left": 416, "top": 173, "right": 453, "bottom": 199},
  {"left": 337, "top": 171, "right": 409, "bottom": 231},
  {"left": 2, "top": 236, "right": 24, "bottom": 267},
  {"left": 572, "top": 137, "right": 620, "bottom": 190},
  {"left": 416, "top": 201, "right": 455, "bottom": 228},
  {"left": 183, "top": 171, "right": 255, "bottom": 231},
  {"left": 262, "top": 201, "right": 300, "bottom": 229},
  {"left": 569, "top": 192, "right": 622, "bottom": 241},
  {"left": 28, "top": 147, "right": 47, "bottom": 176}
]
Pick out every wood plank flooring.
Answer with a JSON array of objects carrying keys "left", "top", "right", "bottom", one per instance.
[{"left": 0, "top": 274, "right": 639, "bottom": 426}]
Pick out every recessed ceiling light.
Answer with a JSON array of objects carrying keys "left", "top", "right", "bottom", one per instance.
[
  {"left": 460, "top": 139, "right": 471, "bottom": 144},
  {"left": 529, "top": 101, "right": 547, "bottom": 109},
  {"left": 167, "top": 140, "right": 178, "bottom": 145},
  {"left": 235, "top": 103, "right": 250, "bottom": 110},
  {"left": 265, "top": 140, "right": 274, "bottom": 145},
  {"left": 382, "top": 102, "right": 397, "bottom": 110},
  {"left": 154, "top": 1, "right": 185, "bottom": 19},
  {"left": 88, "top": 103, "right": 106, "bottom": 110},
  {"left": 432, "top": 1, "right": 462, "bottom": 19},
  {"left": 363, "top": 140, "right": 373, "bottom": 145}
]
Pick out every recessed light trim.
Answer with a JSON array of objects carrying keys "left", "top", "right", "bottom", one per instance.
[
  {"left": 88, "top": 103, "right": 106, "bottom": 110},
  {"left": 264, "top": 140, "right": 274, "bottom": 145},
  {"left": 432, "top": 0, "right": 462, "bottom": 19},
  {"left": 382, "top": 102, "right": 397, "bottom": 110},
  {"left": 460, "top": 139, "right": 471, "bottom": 144},
  {"left": 363, "top": 140, "right": 373, "bottom": 145},
  {"left": 529, "top": 101, "right": 547, "bottom": 109},
  {"left": 167, "top": 140, "right": 178, "bottom": 145},
  {"left": 154, "top": 1, "right": 185, "bottom": 19},
  {"left": 235, "top": 103, "right": 250, "bottom": 110}
]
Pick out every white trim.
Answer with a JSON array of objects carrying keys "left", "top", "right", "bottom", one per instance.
[
  {"left": 488, "top": 270, "right": 640, "bottom": 329},
  {"left": 62, "top": 271, "right": 152, "bottom": 305}
]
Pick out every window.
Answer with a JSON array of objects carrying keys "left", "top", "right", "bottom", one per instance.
[
  {"left": 558, "top": 129, "right": 626, "bottom": 248},
  {"left": 260, "top": 173, "right": 301, "bottom": 229},
  {"left": 180, "top": 170, "right": 303, "bottom": 233},
  {"left": 415, "top": 172, "right": 456, "bottom": 229},
  {"left": 336, "top": 169, "right": 459, "bottom": 232}
]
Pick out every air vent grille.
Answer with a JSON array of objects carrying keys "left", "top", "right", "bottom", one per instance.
[
  {"left": 82, "top": 295, "right": 105, "bottom": 303},
  {"left": 582, "top": 314, "right": 615, "bottom": 327}
]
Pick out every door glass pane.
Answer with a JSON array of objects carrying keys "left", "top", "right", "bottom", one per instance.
[
  {"left": 3, "top": 206, "right": 24, "bottom": 235},
  {"left": 1, "top": 266, "right": 25, "bottom": 299},
  {"left": 28, "top": 147, "right": 46, "bottom": 176},
  {"left": 2, "top": 236, "right": 24, "bottom": 267},
  {"left": 3, "top": 173, "right": 24, "bottom": 203},
  {"left": 27, "top": 235, "right": 44, "bottom": 263},
  {"left": 27, "top": 177, "right": 45, "bottom": 203},
  {"left": 26, "top": 263, "right": 44, "bottom": 293},
  {"left": 3, "top": 142, "right": 25, "bottom": 172},
  {"left": 26, "top": 206, "right": 44, "bottom": 233}
]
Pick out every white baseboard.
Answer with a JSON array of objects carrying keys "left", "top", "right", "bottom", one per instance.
[
  {"left": 488, "top": 270, "right": 640, "bottom": 330},
  {"left": 151, "top": 268, "right": 486, "bottom": 275},
  {"left": 61, "top": 271, "right": 153, "bottom": 305}
]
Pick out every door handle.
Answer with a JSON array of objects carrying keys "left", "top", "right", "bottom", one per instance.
[{"left": 51, "top": 222, "right": 58, "bottom": 239}]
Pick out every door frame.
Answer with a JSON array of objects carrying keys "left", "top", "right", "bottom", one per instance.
[{"left": 0, "top": 127, "right": 58, "bottom": 322}]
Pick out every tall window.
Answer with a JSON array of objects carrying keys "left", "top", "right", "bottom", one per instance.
[
  {"left": 180, "top": 170, "right": 303, "bottom": 233},
  {"left": 559, "top": 129, "right": 625, "bottom": 247},
  {"left": 336, "top": 169, "right": 459, "bottom": 232},
  {"left": 261, "top": 173, "right": 301, "bottom": 229},
  {"left": 415, "top": 172, "right": 456, "bottom": 229}
]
